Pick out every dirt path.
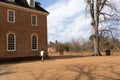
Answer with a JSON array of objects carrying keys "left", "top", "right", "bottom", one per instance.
[{"left": 0, "top": 56, "right": 120, "bottom": 80}]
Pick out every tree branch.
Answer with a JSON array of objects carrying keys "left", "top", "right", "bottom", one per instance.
[
  {"left": 99, "top": 0, "right": 107, "bottom": 12},
  {"left": 99, "top": 28, "right": 116, "bottom": 39}
]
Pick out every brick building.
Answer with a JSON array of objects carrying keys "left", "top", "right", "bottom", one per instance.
[{"left": 0, "top": 0, "right": 49, "bottom": 59}]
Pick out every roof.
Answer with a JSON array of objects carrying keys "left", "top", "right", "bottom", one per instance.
[{"left": 0, "top": 0, "right": 49, "bottom": 14}]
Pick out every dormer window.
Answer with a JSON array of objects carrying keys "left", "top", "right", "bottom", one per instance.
[
  {"left": 8, "top": 0, "right": 15, "bottom": 2},
  {"left": 30, "top": 0, "right": 35, "bottom": 7}
]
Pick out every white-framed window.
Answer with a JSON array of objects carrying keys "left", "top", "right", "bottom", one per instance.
[
  {"left": 7, "top": 33, "right": 16, "bottom": 51},
  {"left": 31, "top": 14, "right": 37, "bottom": 26},
  {"left": 31, "top": 35, "right": 38, "bottom": 51},
  {"left": 7, "top": 10, "right": 15, "bottom": 23}
]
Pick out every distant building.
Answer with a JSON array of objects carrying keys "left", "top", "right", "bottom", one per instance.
[
  {"left": 48, "top": 45, "right": 56, "bottom": 53},
  {"left": 0, "top": 0, "right": 49, "bottom": 59}
]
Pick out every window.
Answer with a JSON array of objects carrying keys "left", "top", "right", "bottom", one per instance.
[
  {"left": 31, "top": 35, "right": 38, "bottom": 50},
  {"left": 7, "top": 33, "right": 16, "bottom": 51},
  {"left": 31, "top": 15, "right": 37, "bottom": 26},
  {"left": 8, "top": 0, "right": 15, "bottom": 2},
  {"left": 30, "top": 0, "right": 35, "bottom": 7},
  {"left": 7, "top": 10, "right": 15, "bottom": 23}
]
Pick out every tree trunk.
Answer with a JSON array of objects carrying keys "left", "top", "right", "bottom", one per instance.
[
  {"left": 93, "top": 27, "right": 99, "bottom": 56},
  {"left": 93, "top": 0, "right": 101, "bottom": 56}
]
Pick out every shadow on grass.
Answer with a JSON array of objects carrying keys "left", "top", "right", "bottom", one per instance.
[
  {"left": 66, "top": 64, "right": 97, "bottom": 80},
  {"left": 0, "top": 58, "right": 120, "bottom": 80},
  {"left": 0, "top": 56, "right": 41, "bottom": 65},
  {"left": 1, "top": 63, "right": 119, "bottom": 80},
  {"left": 66, "top": 63, "right": 120, "bottom": 80},
  {"left": 0, "top": 71, "right": 16, "bottom": 76},
  {"left": 0, "top": 55, "right": 89, "bottom": 65},
  {"left": 48, "top": 55, "right": 89, "bottom": 60}
]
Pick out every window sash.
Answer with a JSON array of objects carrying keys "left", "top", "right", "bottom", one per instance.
[
  {"left": 32, "top": 36, "right": 38, "bottom": 50},
  {"left": 8, "top": 10, "right": 15, "bottom": 23},
  {"left": 31, "top": 15, "right": 37, "bottom": 26},
  {"left": 7, "top": 34, "right": 16, "bottom": 51}
]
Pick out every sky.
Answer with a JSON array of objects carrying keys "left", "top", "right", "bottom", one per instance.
[{"left": 36, "top": 0, "right": 120, "bottom": 43}]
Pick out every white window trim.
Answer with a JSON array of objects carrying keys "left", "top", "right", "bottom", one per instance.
[
  {"left": 31, "top": 14, "right": 37, "bottom": 26},
  {"left": 31, "top": 35, "right": 38, "bottom": 51},
  {"left": 7, "top": 9, "right": 15, "bottom": 23},
  {"left": 7, "top": 33, "right": 16, "bottom": 52}
]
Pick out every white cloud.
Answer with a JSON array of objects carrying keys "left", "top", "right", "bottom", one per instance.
[
  {"left": 46, "top": 0, "right": 92, "bottom": 42},
  {"left": 46, "top": 0, "right": 120, "bottom": 42}
]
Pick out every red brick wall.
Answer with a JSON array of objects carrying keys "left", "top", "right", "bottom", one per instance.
[{"left": 0, "top": 3, "right": 48, "bottom": 59}]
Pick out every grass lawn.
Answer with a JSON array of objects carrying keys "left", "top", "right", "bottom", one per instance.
[{"left": 0, "top": 55, "right": 120, "bottom": 80}]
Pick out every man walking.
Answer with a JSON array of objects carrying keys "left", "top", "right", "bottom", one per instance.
[{"left": 40, "top": 49, "right": 45, "bottom": 62}]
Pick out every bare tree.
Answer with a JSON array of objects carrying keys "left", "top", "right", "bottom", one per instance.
[{"left": 86, "top": 0, "right": 120, "bottom": 56}]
